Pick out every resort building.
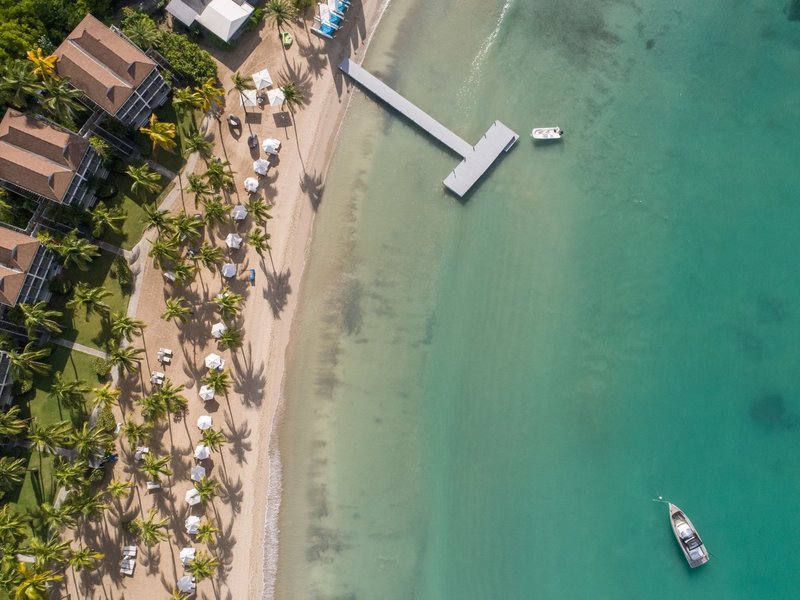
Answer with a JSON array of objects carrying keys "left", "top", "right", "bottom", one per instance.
[
  {"left": 55, "top": 14, "right": 170, "bottom": 129},
  {"left": 0, "top": 226, "right": 59, "bottom": 308},
  {"left": 0, "top": 110, "right": 106, "bottom": 208},
  {"left": 0, "top": 351, "right": 12, "bottom": 406},
  {"left": 166, "top": 0, "right": 255, "bottom": 43}
]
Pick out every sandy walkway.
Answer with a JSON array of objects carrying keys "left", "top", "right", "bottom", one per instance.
[{"left": 63, "top": 3, "right": 386, "bottom": 598}]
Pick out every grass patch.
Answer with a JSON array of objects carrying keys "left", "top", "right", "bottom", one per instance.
[
  {"left": 133, "top": 103, "right": 195, "bottom": 174},
  {"left": 100, "top": 170, "right": 157, "bottom": 250},
  {"left": 14, "top": 451, "right": 55, "bottom": 514}
]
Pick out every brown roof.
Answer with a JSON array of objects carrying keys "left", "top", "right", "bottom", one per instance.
[
  {"left": 0, "top": 226, "right": 42, "bottom": 306},
  {"left": 55, "top": 14, "right": 157, "bottom": 116},
  {"left": 0, "top": 110, "right": 89, "bottom": 202}
]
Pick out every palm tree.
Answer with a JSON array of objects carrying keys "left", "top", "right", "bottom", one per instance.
[
  {"left": 25, "top": 48, "right": 57, "bottom": 79},
  {"left": 122, "top": 15, "right": 160, "bottom": 50},
  {"left": 26, "top": 536, "right": 70, "bottom": 568},
  {"left": 0, "top": 59, "right": 37, "bottom": 108},
  {"left": 66, "top": 283, "right": 111, "bottom": 319},
  {"left": 200, "top": 427, "right": 227, "bottom": 453},
  {"left": 204, "top": 159, "right": 235, "bottom": 192},
  {"left": 161, "top": 297, "right": 192, "bottom": 323},
  {"left": 127, "top": 163, "right": 163, "bottom": 199},
  {"left": 6, "top": 342, "right": 51, "bottom": 380},
  {"left": 142, "top": 204, "right": 173, "bottom": 235},
  {"left": 172, "top": 260, "right": 198, "bottom": 286},
  {"left": 53, "top": 458, "right": 90, "bottom": 492},
  {"left": 187, "top": 173, "right": 212, "bottom": 208},
  {"left": 279, "top": 80, "right": 305, "bottom": 114},
  {"left": 47, "top": 373, "right": 89, "bottom": 413},
  {"left": 71, "top": 422, "right": 113, "bottom": 459},
  {"left": 172, "top": 87, "right": 204, "bottom": 116},
  {"left": 140, "top": 453, "right": 172, "bottom": 483},
  {"left": 193, "top": 243, "right": 223, "bottom": 273},
  {"left": 31, "top": 501, "right": 76, "bottom": 535},
  {"left": 168, "top": 589, "right": 191, "bottom": 600},
  {"left": 149, "top": 236, "right": 180, "bottom": 269},
  {"left": 186, "top": 550, "right": 219, "bottom": 582},
  {"left": 108, "top": 344, "right": 144, "bottom": 375},
  {"left": 13, "top": 562, "right": 63, "bottom": 599},
  {"left": 111, "top": 313, "right": 146, "bottom": 343},
  {"left": 202, "top": 369, "right": 231, "bottom": 396},
  {"left": 247, "top": 197, "right": 273, "bottom": 225},
  {"left": 19, "top": 301, "right": 62, "bottom": 337},
  {"left": 0, "top": 457, "right": 26, "bottom": 496},
  {"left": 56, "top": 230, "right": 100, "bottom": 271},
  {"left": 214, "top": 287, "right": 244, "bottom": 321},
  {"left": 265, "top": 0, "right": 298, "bottom": 32},
  {"left": 131, "top": 508, "right": 169, "bottom": 547},
  {"left": 194, "top": 521, "right": 218, "bottom": 546},
  {"left": 0, "top": 406, "right": 27, "bottom": 439},
  {"left": 183, "top": 133, "right": 213, "bottom": 159},
  {"left": 27, "top": 418, "right": 71, "bottom": 473},
  {"left": 90, "top": 201, "right": 125, "bottom": 237},
  {"left": 217, "top": 327, "right": 243, "bottom": 351},
  {"left": 105, "top": 478, "right": 133, "bottom": 504},
  {"left": 229, "top": 71, "right": 255, "bottom": 108},
  {"left": 0, "top": 504, "right": 28, "bottom": 548},
  {"left": 195, "top": 78, "right": 225, "bottom": 113},
  {"left": 90, "top": 382, "right": 121, "bottom": 411},
  {"left": 193, "top": 477, "right": 219, "bottom": 504},
  {"left": 140, "top": 113, "right": 177, "bottom": 155},
  {"left": 89, "top": 135, "right": 113, "bottom": 164},
  {"left": 156, "top": 379, "right": 188, "bottom": 416},
  {"left": 201, "top": 195, "right": 230, "bottom": 229},
  {"left": 121, "top": 420, "right": 150, "bottom": 448},
  {"left": 247, "top": 228, "right": 271, "bottom": 257},
  {"left": 68, "top": 544, "right": 103, "bottom": 572},
  {"left": 38, "top": 76, "right": 84, "bottom": 125},
  {"left": 138, "top": 393, "right": 167, "bottom": 424},
  {"left": 172, "top": 211, "right": 204, "bottom": 245},
  {"left": 65, "top": 491, "right": 109, "bottom": 528}
]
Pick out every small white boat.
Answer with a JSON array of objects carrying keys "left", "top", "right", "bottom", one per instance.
[
  {"left": 531, "top": 126, "right": 563, "bottom": 140},
  {"left": 668, "top": 503, "right": 709, "bottom": 568}
]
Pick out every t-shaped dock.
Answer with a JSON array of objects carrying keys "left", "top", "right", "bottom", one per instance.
[{"left": 339, "top": 59, "right": 518, "bottom": 197}]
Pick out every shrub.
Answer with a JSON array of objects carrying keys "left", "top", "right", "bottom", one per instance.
[
  {"left": 48, "top": 276, "right": 73, "bottom": 295},
  {"left": 156, "top": 30, "right": 218, "bottom": 83},
  {"left": 93, "top": 358, "right": 111, "bottom": 378},
  {"left": 111, "top": 255, "right": 133, "bottom": 287},
  {"left": 96, "top": 406, "right": 116, "bottom": 433}
]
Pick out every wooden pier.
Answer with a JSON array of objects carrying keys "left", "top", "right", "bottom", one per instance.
[{"left": 339, "top": 59, "right": 518, "bottom": 198}]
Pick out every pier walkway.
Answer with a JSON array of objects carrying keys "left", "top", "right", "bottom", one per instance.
[{"left": 339, "top": 59, "right": 518, "bottom": 198}]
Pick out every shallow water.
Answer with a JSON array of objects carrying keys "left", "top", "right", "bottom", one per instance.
[{"left": 275, "top": 1, "right": 800, "bottom": 598}]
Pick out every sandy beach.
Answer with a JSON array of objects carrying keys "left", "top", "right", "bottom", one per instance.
[{"left": 62, "top": 2, "right": 387, "bottom": 598}]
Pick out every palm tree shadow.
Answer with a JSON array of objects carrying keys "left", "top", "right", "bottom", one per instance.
[
  {"left": 299, "top": 169, "right": 324, "bottom": 211},
  {"left": 263, "top": 268, "right": 291, "bottom": 318}
]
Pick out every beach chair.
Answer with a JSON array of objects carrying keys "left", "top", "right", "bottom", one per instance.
[
  {"left": 311, "top": 17, "right": 336, "bottom": 39},
  {"left": 134, "top": 446, "right": 149, "bottom": 461},
  {"left": 318, "top": 4, "right": 343, "bottom": 28},
  {"left": 120, "top": 557, "right": 136, "bottom": 576},
  {"left": 146, "top": 481, "right": 161, "bottom": 492},
  {"left": 122, "top": 546, "right": 137, "bottom": 558},
  {"left": 161, "top": 347, "right": 174, "bottom": 357},
  {"left": 327, "top": 0, "right": 348, "bottom": 17}
]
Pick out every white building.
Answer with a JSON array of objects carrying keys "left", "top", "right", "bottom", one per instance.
[{"left": 167, "top": 0, "right": 255, "bottom": 43}]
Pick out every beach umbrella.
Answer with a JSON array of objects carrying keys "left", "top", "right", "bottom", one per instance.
[
  {"left": 177, "top": 575, "right": 196, "bottom": 593},
  {"left": 190, "top": 465, "right": 206, "bottom": 481},
  {"left": 244, "top": 177, "right": 259, "bottom": 193},
  {"left": 232, "top": 204, "right": 248, "bottom": 220},
  {"left": 180, "top": 547, "right": 196, "bottom": 566},
  {"left": 199, "top": 384, "right": 215, "bottom": 402},
  {"left": 211, "top": 322, "right": 228, "bottom": 339},
  {"left": 262, "top": 138, "right": 281, "bottom": 155},
  {"left": 253, "top": 158, "right": 270, "bottom": 175},
  {"left": 266, "top": 88, "right": 285, "bottom": 107},
  {"left": 225, "top": 233, "right": 243, "bottom": 249},
  {"left": 252, "top": 68, "right": 273, "bottom": 90},
  {"left": 197, "top": 415, "right": 213, "bottom": 430},
  {"left": 221, "top": 263, "right": 236, "bottom": 278},
  {"left": 185, "top": 515, "right": 201, "bottom": 534},
  {"left": 185, "top": 488, "right": 201, "bottom": 506},
  {"left": 194, "top": 444, "right": 211, "bottom": 460},
  {"left": 240, "top": 89, "right": 258, "bottom": 109},
  {"left": 204, "top": 353, "right": 223, "bottom": 370}
]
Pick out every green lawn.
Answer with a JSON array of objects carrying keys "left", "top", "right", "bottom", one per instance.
[{"left": 133, "top": 103, "right": 195, "bottom": 174}]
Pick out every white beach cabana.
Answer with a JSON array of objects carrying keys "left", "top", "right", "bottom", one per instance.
[
  {"left": 244, "top": 177, "right": 259, "bottom": 193},
  {"left": 194, "top": 444, "right": 211, "bottom": 460},
  {"left": 211, "top": 322, "right": 228, "bottom": 339},
  {"left": 240, "top": 89, "right": 258, "bottom": 109},
  {"left": 262, "top": 138, "right": 281, "bottom": 155},
  {"left": 185, "top": 488, "right": 201, "bottom": 506},
  {"left": 225, "top": 233, "right": 243, "bottom": 249},
  {"left": 190, "top": 465, "right": 207, "bottom": 481},
  {"left": 177, "top": 575, "right": 196, "bottom": 593},
  {"left": 266, "top": 88, "right": 285, "bottom": 107},
  {"left": 205, "top": 353, "right": 224, "bottom": 370},
  {"left": 185, "top": 515, "right": 201, "bottom": 534},
  {"left": 180, "top": 547, "right": 196, "bottom": 566},
  {"left": 252, "top": 68, "right": 273, "bottom": 90},
  {"left": 232, "top": 204, "right": 248, "bottom": 220},
  {"left": 253, "top": 158, "right": 270, "bottom": 175},
  {"left": 199, "top": 384, "right": 215, "bottom": 402},
  {"left": 196, "top": 0, "right": 254, "bottom": 42},
  {"left": 221, "top": 263, "right": 237, "bottom": 278},
  {"left": 197, "top": 415, "right": 213, "bottom": 430}
]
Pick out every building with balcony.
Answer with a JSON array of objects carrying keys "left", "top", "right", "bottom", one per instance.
[
  {"left": 55, "top": 14, "right": 170, "bottom": 129},
  {"left": 0, "top": 226, "right": 59, "bottom": 308},
  {"left": 0, "top": 110, "right": 106, "bottom": 208}
]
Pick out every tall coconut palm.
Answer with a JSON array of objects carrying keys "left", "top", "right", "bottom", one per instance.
[
  {"left": 131, "top": 509, "right": 169, "bottom": 547},
  {"left": 0, "top": 60, "right": 38, "bottom": 109},
  {"left": 111, "top": 313, "right": 146, "bottom": 343},
  {"left": 161, "top": 297, "right": 192, "bottom": 324},
  {"left": 123, "top": 15, "right": 159, "bottom": 50},
  {"left": 19, "top": 301, "right": 62, "bottom": 338},
  {"left": 155, "top": 379, "right": 188, "bottom": 416},
  {"left": 127, "top": 163, "right": 163, "bottom": 199},
  {"left": 138, "top": 393, "right": 167, "bottom": 424},
  {"left": 140, "top": 113, "right": 177, "bottom": 155},
  {"left": 90, "top": 201, "right": 125, "bottom": 237},
  {"left": 186, "top": 550, "right": 220, "bottom": 582},
  {"left": 30, "top": 501, "right": 76, "bottom": 535},
  {"left": 193, "top": 243, "right": 223, "bottom": 273},
  {"left": 247, "top": 228, "right": 271, "bottom": 258},
  {"left": 203, "top": 159, "right": 235, "bottom": 192},
  {"left": 196, "top": 520, "right": 219, "bottom": 545},
  {"left": 0, "top": 457, "right": 26, "bottom": 496},
  {"left": 53, "top": 458, "right": 90, "bottom": 492},
  {"left": 105, "top": 479, "right": 133, "bottom": 510},
  {"left": 217, "top": 327, "right": 243, "bottom": 351},
  {"left": 108, "top": 344, "right": 144, "bottom": 375},
  {"left": 142, "top": 204, "right": 173, "bottom": 235},
  {"left": 279, "top": 80, "right": 305, "bottom": 114},
  {"left": 264, "top": 0, "right": 298, "bottom": 32},
  {"left": 27, "top": 418, "right": 71, "bottom": 474},
  {"left": 184, "top": 133, "right": 213, "bottom": 159},
  {"left": 90, "top": 382, "right": 121, "bottom": 411},
  {"left": 13, "top": 562, "right": 63, "bottom": 599},
  {"left": 68, "top": 544, "right": 103, "bottom": 572},
  {"left": 140, "top": 453, "right": 172, "bottom": 483},
  {"left": 149, "top": 237, "right": 180, "bottom": 270},
  {"left": 193, "top": 477, "right": 219, "bottom": 504},
  {"left": 172, "top": 87, "right": 204, "bottom": 116},
  {"left": 213, "top": 287, "right": 244, "bottom": 321},
  {"left": 172, "top": 211, "right": 204, "bottom": 245},
  {"left": 201, "top": 196, "right": 230, "bottom": 229},
  {"left": 172, "top": 260, "right": 198, "bottom": 286},
  {"left": 6, "top": 342, "right": 51, "bottom": 380},
  {"left": 247, "top": 197, "right": 273, "bottom": 225},
  {"left": 38, "top": 76, "right": 84, "bottom": 125},
  {"left": 65, "top": 491, "right": 109, "bottom": 528},
  {"left": 66, "top": 283, "right": 111, "bottom": 319},
  {"left": 57, "top": 230, "right": 100, "bottom": 271},
  {"left": 202, "top": 369, "right": 231, "bottom": 396},
  {"left": 168, "top": 588, "right": 192, "bottom": 600},
  {"left": 47, "top": 373, "right": 89, "bottom": 414},
  {"left": 0, "top": 405, "right": 27, "bottom": 439},
  {"left": 187, "top": 173, "right": 212, "bottom": 207},
  {"left": 26, "top": 535, "right": 71, "bottom": 568},
  {"left": 229, "top": 71, "right": 255, "bottom": 107},
  {"left": 196, "top": 78, "right": 225, "bottom": 114},
  {"left": 200, "top": 427, "right": 227, "bottom": 453},
  {"left": 0, "top": 504, "right": 28, "bottom": 548},
  {"left": 70, "top": 422, "right": 113, "bottom": 459},
  {"left": 121, "top": 420, "right": 150, "bottom": 448},
  {"left": 25, "top": 48, "right": 57, "bottom": 80}
]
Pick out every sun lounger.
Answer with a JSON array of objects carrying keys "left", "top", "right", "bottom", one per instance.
[
  {"left": 160, "top": 348, "right": 174, "bottom": 357},
  {"left": 134, "top": 447, "right": 149, "bottom": 461},
  {"left": 312, "top": 18, "right": 336, "bottom": 39},
  {"left": 146, "top": 481, "right": 161, "bottom": 491},
  {"left": 120, "top": 557, "right": 136, "bottom": 576},
  {"left": 318, "top": 4, "right": 343, "bottom": 28},
  {"left": 122, "top": 546, "right": 137, "bottom": 558}
]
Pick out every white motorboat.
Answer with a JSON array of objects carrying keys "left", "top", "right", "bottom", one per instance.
[
  {"left": 668, "top": 503, "right": 709, "bottom": 568},
  {"left": 531, "top": 126, "right": 563, "bottom": 140}
]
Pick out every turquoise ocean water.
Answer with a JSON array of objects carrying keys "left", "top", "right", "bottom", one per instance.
[{"left": 275, "top": 1, "right": 800, "bottom": 598}]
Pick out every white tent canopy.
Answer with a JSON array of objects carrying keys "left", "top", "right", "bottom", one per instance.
[
  {"left": 185, "top": 515, "right": 201, "bottom": 534},
  {"left": 194, "top": 444, "right": 211, "bottom": 460},
  {"left": 262, "top": 138, "right": 281, "bottom": 155},
  {"left": 197, "top": 415, "right": 213, "bottom": 430},
  {"left": 190, "top": 465, "right": 207, "bottom": 481},
  {"left": 211, "top": 322, "right": 228, "bottom": 338},
  {"left": 252, "top": 68, "right": 273, "bottom": 90},
  {"left": 240, "top": 89, "right": 258, "bottom": 108},
  {"left": 205, "top": 353, "right": 224, "bottom": 370},
  {"left": 196, "top": 0, "right": 254, "bottom": 42},
  {"left": 199, "top": 385, "right": 215, "bottom": 401},
  {"left": 232, "top": 204, "right": 248, "bottom": 220},
  {"left": 266, "top": 88, "right": 285, "bottom": 107},
  {"left": 177, "top": 575, "right": 196, "bottom": 593},
  {"left": 225, "top": 233, "right": 243, "bottom": 249},
  {"left": 185, "top": 488, "right": 201, "bottom": 506},
  {"left": 244, "top": 177, "right": 259, "bottom": 193},
  {"left": 221, "top": 263, "right": 236, "bottom": 278},
  {"left": 253, "top": 158, "right": 270, "bottom": 175},
  {"left": 165, "top": 0, "right": 198, "bottom": 26},
  {"left": 180, "top": 547, "right": 196, "bottom": 566}
]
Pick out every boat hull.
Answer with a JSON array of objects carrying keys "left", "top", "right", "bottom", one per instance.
[
  {"left": 668, "top": 503, "right": 709, "bottom": 568},
  {"left": 531, "top": 127, "right": 563, "bottom": 140}
]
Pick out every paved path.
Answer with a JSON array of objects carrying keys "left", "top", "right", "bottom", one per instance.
[
  {"left": 51, "top": 337, "right": 110, "bottom": 359},
  {"left": 146, "top": 159, "right": 178, "bottom": 181},
  {"left": 96, "top": 239, "right": 132, "bottom": 259}
]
